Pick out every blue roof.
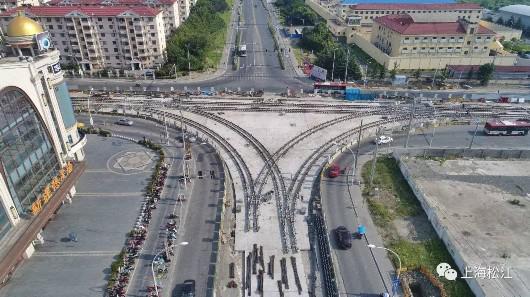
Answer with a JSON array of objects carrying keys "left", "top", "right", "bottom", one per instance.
[{"left": 341, "top": 0, "right": 454, "bottom": 4}]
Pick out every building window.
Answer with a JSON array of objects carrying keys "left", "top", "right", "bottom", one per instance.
[{"left": 0, "top": 88, "right": 60, "bottom": 215}]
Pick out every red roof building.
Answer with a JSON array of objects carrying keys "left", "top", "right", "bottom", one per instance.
[
  {"left": 0, "top": 6, "right": 161, "bottom": 17},
  {"left": 371, "top": 14, "right": 496, "bottom": 58},
  {"left": 337, "top": 2, "right": 484, "bottom": 27},
  {"left": 374, "top": 14, "right": 495, "bottom": 35}
]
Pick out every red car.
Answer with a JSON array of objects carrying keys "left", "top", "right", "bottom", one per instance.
[{"left": 328, "top": 164, "right": 340, "bottom": 178}]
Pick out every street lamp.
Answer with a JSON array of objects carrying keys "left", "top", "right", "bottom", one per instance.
[
  {"left": 151, "top": 241, "right": 189, "bottom": 297},
  {"left": 367, "top": 244, "right": 402, "bottom": 277}
]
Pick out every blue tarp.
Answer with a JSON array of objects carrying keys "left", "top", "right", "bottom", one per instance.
[{"left": 341, "top": 0, "right": 454, "bottom": 4}]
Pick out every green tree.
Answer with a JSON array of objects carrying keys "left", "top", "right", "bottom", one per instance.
[
  {"left": 378, "top": 64, "right": 387, "bottom": 79},
  {"left": 477, "top": 63, "right": 495, "bottom": 85},
  {"left": 389, "top": 62, "right": 398, "bottom": 80},
  {"left": 413, "top": 68, "right": 422, "bottom": 80}
]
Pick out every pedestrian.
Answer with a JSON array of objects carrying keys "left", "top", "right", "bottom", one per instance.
[{"left": 69, "top": 232, "right": 78, "bottom": 242}]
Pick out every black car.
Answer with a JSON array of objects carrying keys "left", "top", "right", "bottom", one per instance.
[
  {"left": 182, "top": 280, "right": 195, "bottom": 297},
  {"left": 335, "top": 226, "right": 352, "bottom": 249}
]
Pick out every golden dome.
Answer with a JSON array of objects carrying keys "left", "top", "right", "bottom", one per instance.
[{"left": 6, "top": 14, "right": 44, "bottom": 37}]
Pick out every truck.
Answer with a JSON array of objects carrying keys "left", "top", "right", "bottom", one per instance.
[{"left": 238, "top": 44, "right": 247, "bottom": 57}]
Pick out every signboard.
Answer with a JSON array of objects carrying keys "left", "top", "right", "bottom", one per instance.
[
  {"left": 310, "top": 65, "right": 327, "bottom": 81},
  {"left": 35, "top": 32, "right": 52, "bottom": 52},
  {"left": 51, "top": 62, "right": 61, "bottom": 74}
]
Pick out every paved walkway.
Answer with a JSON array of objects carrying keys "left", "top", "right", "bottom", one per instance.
[{"left": 0, "top": 136, "right": 154, "bottom": 297}]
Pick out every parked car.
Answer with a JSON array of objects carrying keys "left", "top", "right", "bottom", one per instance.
[
  {"left": 327, "top": 164, "right": 340, "bottom": 178},
  {"left": 116, "top": 118, "right": 133, "bottom": 126},
  {"left": 375, "top": 135, "right": 393, "bottom": 145},
  {"left": 334, "top": 226, "right": 352, "bottom": 249},
  {"left": 181, "top": 280, "right": 195, "bottom": 297},
  {"left": 380, "top": 293, "right": 390, "bottom": 297},
  {"left": 461, "top": 84, "right": 472, "bottom": 90}
]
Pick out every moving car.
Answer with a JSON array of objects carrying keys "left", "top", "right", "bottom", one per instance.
[
  {"left": 181, "top": 280, "right": 195, "bottom": 297},
  {"left": 334, "top": 226, "right": 352, "bottom": 249},
  {"left": 375, "top": 135, "right": 393, "bottom": 145},
  {"left": 327, "top": 164, "right": 340, "bottom": 178},
  {"left": 116, "top": 118, "right": 133, "bottom": 126}
]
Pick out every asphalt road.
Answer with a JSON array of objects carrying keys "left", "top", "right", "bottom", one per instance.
[
  {"left": 321, "top": 125, "right": 530, "bottom": 296},
  {"left": 77, "top": 114, "right": 223, "bottom": 297}
]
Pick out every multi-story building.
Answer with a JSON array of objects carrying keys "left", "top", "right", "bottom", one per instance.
[
  {"left": 372, "top": 14, "right": 496, "bottom": 58},
  {"left": 0, "top": 0, "right": 40, "bottom": 13},
  {"left": 0, "top": 6, "right": 167, "bottom": 72},
  {"left": 337, "top": 3, "right": 483, "bottom": 27},
  {"left": 46, "top": 0, "right": 185, "bottom": 34},
  {"left": 0, "top": 14, "right": 86, "bottom": 283}
]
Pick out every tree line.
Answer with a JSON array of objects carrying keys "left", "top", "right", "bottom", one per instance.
[
  {"left": 299, "top": 23, "right": 363, "bottom": 81},
  {"left": 164, "top": 0, "right": 230, "bottom": 74},
  {"left": 274, "top": 0, "right": 319, "bottom": 26}
]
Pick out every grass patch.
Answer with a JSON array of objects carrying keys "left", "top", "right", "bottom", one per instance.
[
  {"left": 362, "top": 156, "right": 421, "bottom": 217},
  {"left": 361, "top": 156, "right": 474, "bottom": 297},
  {"left": 205, "top": 0, "right": 234, "bottom": 68}
]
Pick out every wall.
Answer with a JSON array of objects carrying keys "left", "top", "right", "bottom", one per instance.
[
  {"left": 479, "top": 20, "right": 522, "bottom": 41},
  {"left": 393, "top": 148, "right": 530, "bottom": 297}
]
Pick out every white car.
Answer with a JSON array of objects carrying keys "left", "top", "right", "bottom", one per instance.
[
  {"left": 116, "top": 118, "right": 133, "bottom": 126},
  {"left": 375, "top": 135, "right": 393, "bottom": 145}
]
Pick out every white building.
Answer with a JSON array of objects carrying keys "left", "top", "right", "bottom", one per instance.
[
  {"left": 336, "top": 3, "right": 483, "bottom": 27},
  {"left": 0, "top": 0, "right": 41, "bottom": 13},
  {"left": 0, "top": 6, "right": 167, "bottom": 72},
  {"left": 46, "top": 0, "right": 188, "bottom": 34},
  {"left": 0, "top": 14, "right": 86, "bottom": 282}
]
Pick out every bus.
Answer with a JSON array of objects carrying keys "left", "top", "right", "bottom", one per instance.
[
  {"left": 238, "top": 44, "right": 247, "bottom": 57},
  {"left": 483, "top": 119, "right": 530, "bottom": 136},
  {"left": 313, "top": 82, "right": 348, "bottom": 95}
]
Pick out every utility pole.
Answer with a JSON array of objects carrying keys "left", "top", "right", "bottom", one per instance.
[
  {"left": 429, "top": 124, "right": 436, "bottom": 147},
  {"left": 331, "top": 49, "right": 336, "bottom": 81},
  {"left": 354, "top": 119, "right": 363, "bottom": 181},
  {"left": 369, "top": 126, "right": 381, "bottom": 188},
  {"left": 404, "top": 98, "right": 417, "bottom": 148},
  {"left": 178, "top": 96, "right": 188, "bottom": 188},
  {"left": 344, "top": 47, "right": 350, "bottom": 82},
  {"left": 468, "top": 121, "right": 480, "bottom": 149}
]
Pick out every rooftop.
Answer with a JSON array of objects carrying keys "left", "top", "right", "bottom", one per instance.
[
  {"left": 499, "top": 4, "right": 530, "bottom": 17},
  {"left": 341, "top": 0, "right": 455, "bottom": 5},
  {"left": 0, "top": 5, "right": 161, "bottom": 17},
  {"left": 374, "top": 14, "right": 495, "bottom": 35},
  {"left": 346, "top": 2, "right": 481, "bottom": 10},
  {"left": 48, "top": 0, "right": 177, "bottom": 5}
]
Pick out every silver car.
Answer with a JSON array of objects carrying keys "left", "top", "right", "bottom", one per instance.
[{"left": 116, "top": 118, "right": 133, "bottom": 126}]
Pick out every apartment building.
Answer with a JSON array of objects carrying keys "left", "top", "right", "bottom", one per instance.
[
  {"left": 337, "top": 3, "right": 483, "bottom": 27},
  {"left": 0, "top": 0, "right": 40, "bottom": 13},
  {"left": 0, "top": 6, "right": 167, "bottom": 72},
  {"left": 371, "top": 14, "right": 496, "bottom": 58},
  {"left": 47, "top": 0, "right": 184, "bottom": 35}
]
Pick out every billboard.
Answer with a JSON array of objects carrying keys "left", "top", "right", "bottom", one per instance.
[
  {"left": 310, "top": 65, "right": 327, "bottom": 81},
  {"left": 35, "top": 32, "right": 52, "bottom": 52}
]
